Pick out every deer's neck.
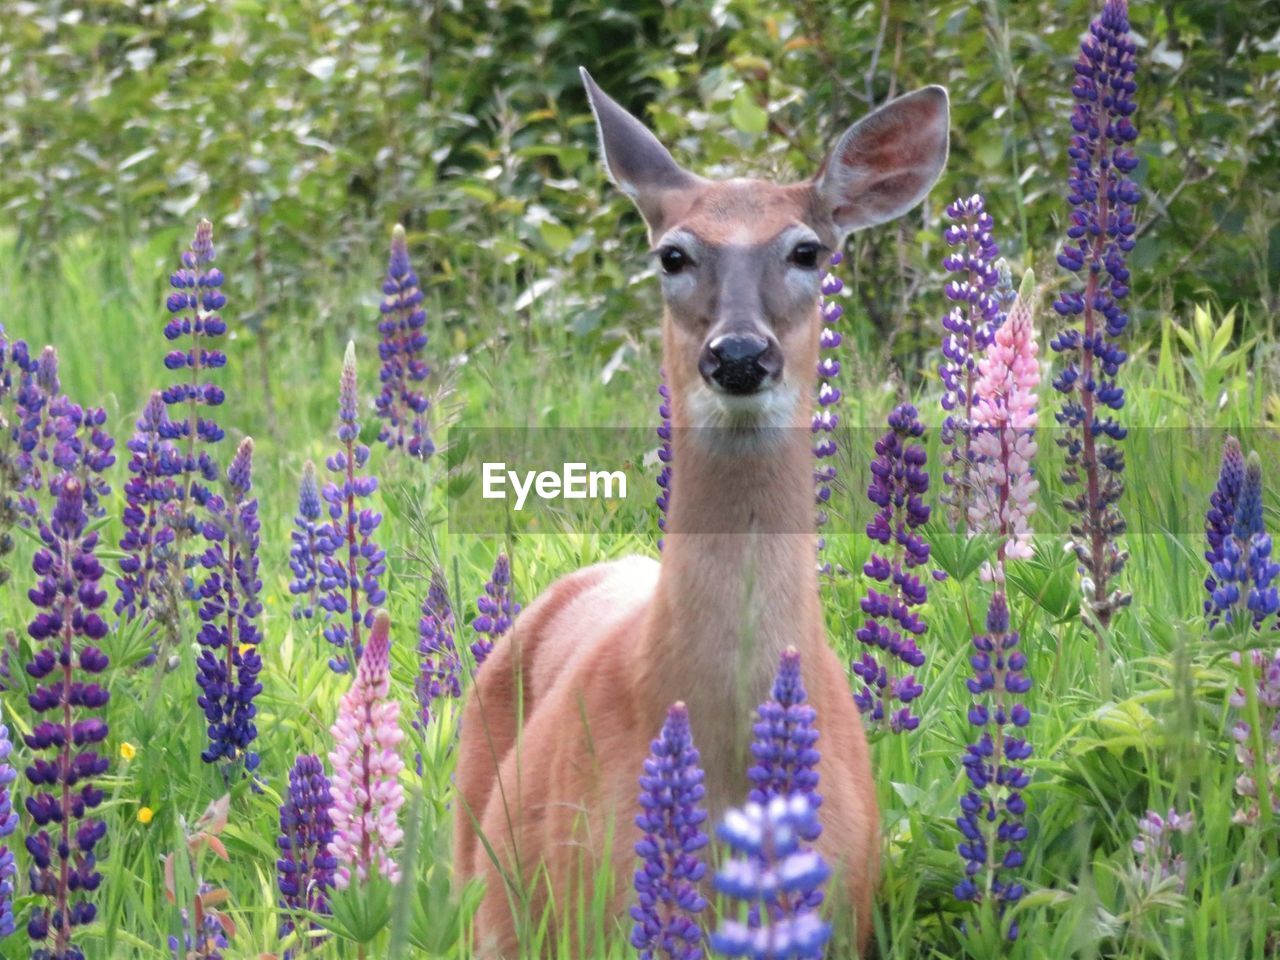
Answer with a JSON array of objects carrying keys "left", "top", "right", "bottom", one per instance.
[{"left": 640, "top": 373, "right": 822, "bottom": 805}]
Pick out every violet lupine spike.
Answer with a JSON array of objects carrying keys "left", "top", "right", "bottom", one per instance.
[
  {"left": 852, "top": 403, "right": 939, "bottom": 734},
  {"left": 968, "top": 272, "right": 1041, "bottom": 583},
  {"left": 630, "top": 702, "right": 709, "bottom": 960},
  {"left": 1208, "top": 452, "right": 1280, "bottom": 628},
  {"left": 710, "top": 795, "right": 831, "bottom": 960},
  {"left": 162, "top": 218, "right": 228, "bottom": 542},
  {"left": 0, "top": 722, "right": 17, "bottom": 939},
  {"left": 471, "top": 552, "right": 520, "bottom": 668},
  {"left": 813, "top": 253, "right": 843, "bottom": 570},
  {"left": 748, "top": 648, "right": 821, "bottom": 820},
  {"left": 24, "top": 475, "right": 111, "bottom": 959},
  {"left": 1204, "top": 436, "right": 1245, "bottom": 623},
  {"left": 278, "top": 753, "right": 337, "bottom": 945},
  {"left": 194, "top": 438, "right": 264, "bottom": 774},
  {"left": 375, "top": 224, "right": 434, "bottom": 460},
  {"left": 167, "top": 882, "right": 229, "bottom": 960},
  {"left": 954, "top": 591, "right": 1031, "bottom": 942},
  {"left": 0, "top": 328, "right": 37, "bottom": 585},
  {"left": 1132, "top": 808, "right": 1193, "bottom": 892},
  {"left": 657, "top": 372, "right": 673, "bottom": 551},
  {"left": 1228, "top": 648, "right": 1280, "bottom": 826},
  {"left": 288, "top": 461, "right": 324, "bottom": 621},
  {"left": 116, "top": 392, "right": 182, "bottom": 622},
  {"left": 415, "top": 568, "right": 462, "bottom": 738},
  {"left": 939, "top": 195, "right": 1002, "bottom": 533},
  {"left": 328, "top": 610, "right": 406, "bottom": 889},
  {"left": 317, "top": 342, "right": 387, "bottom": 674},
  {"left": 1050, "top": 0, "right": 1138, "bottom": 629}
]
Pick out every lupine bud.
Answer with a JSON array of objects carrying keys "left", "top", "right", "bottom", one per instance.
[
  {"left": 1208, "top": 451, "right": 1280, "bottom": 627},
  {"left": 1204, "top": 436, "right": 1245, "bottom": 622},
  {"left": 0, "top": 326, "right": 38, "bottom": 585},
  {"left": 288, "top": 461, "right": 324, "bottom": 620},
  {"left": 1132, "top": 808, "right": 1193, "bottom": 892},
  {"left": 328, "top": 610, "right": 405, "bottom": 888},
  {"left": 1051, "top": 0, "right": 1138, "bottom": 629},
  {"left": 415, "top": 568, "right": 462, "bottom": 735},
  {"left": 630, "top": 702, "right": 708, "bottom": 960},
  {"left": 471, "top": 552, "right": 519, "bottom": 667},
  {"left": 278, "top": 754, "right": 337, "bottom": 944},
  {"left": 317, "top": 342, "right": 386, "bottom": 673},
  {"left": 375, "top": 225, "right": 434, "bottom": 460},
  {"left": 852, "top": 404, "right": 939, "bottom": 733},
  {"left": 194, "top": 438, "right": 264, "bottom": 773}
]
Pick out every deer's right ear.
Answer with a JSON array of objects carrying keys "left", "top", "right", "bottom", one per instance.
[
  {"left": 812, "top": 86, "right": 950, "bottom": 241},
  {"left": 581, "top": 67, "right": 698, "bottom": 232}
]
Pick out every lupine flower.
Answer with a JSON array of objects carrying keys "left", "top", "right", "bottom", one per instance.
[
  {"left": 194, "top": 438, "right": 264, "bottom": 773},
  {"left": 968, "top": 272, "right": 1041, "bottom": 582},
  {"left": 317, "top": 342, "right": 386, "bottom": 673},
  {"left": 1132, "top": 808, "right": 1193, "bottom": 892},
  {"left": 1051, "top": 0, "right": 1139, "bottom": 629},
  {"left": 657, "top": 373, "right": 673, "bottom": 549},
  {"left": 709, "top": 795, "right": 830, "bottom": 960},
  {"left": 9, "top": 338, "right": 46, "bottom": 522},
  {"left": 328, "top": 609, "right": 405, "bottom": 888},
  {"left": 0, "top": 327, "right": 37, "bottom": 584},
  {"left": 415, "top": 568, "right": 462, "bottom": 736},
  {"left": 471, "top": 552, "right": 519, "bottom": 668},
  {"left": 1204, "top": 436, "right": 1245, "bottom": 622},
  {"left": 813, "top": 254, "right": 843, "bottom": 570},
  {"left": 116, "top": 392, "right": 182, "bottom": 622},
  {"left": 939, "top": 195, "right": 1003, "bottom": 531},
  {"left": 162, "top": 218, "right": 228, "bottom": 539},
  {"left": 1208, "top": 452, "right": 1280, "bottom": 628},
  {"left": 955, "top": 591, "right": 1031, "bottom": 941},
  {"left": 0, "top": 722, "right": 17, "bottom": 939},
  {"left": 288, "top": 461, "right": 324, "bottom": 621},
  {"left": 24, "top": 475, "right": 111, "bottom": 958},
  {"left": 748, "top": 649, "right": 821, "bottom": 819},
  {"left": 852, "top": 404, "right": 938, "bottom": 733},
  {"left": 1228, "top": 648, "right": 1280, "bottom": 826},
  {"left": 278, "top": 754, "right": 337, "bottom": 945},
  {"left": 375, "top": 224, "right": 433, "bottom": 460},
  {"left": 168, "top": 882, "right": 229, "bottom": 960},
  {"left": 631, "top": 702, "right": 708, "bottom": 960}
]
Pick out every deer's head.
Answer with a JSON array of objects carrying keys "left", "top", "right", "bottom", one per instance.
[{"left": 582, "top": 68, "right": 949, "bottom": 431}]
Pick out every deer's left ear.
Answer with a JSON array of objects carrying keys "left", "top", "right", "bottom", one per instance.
[{"left": 812, "top": 86, "right": 950, "bottom": 241}]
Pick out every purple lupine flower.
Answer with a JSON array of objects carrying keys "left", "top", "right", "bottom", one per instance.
[
  {"left": 657, "top": 372, "right": 673, "bottom": 550},
  {"left": 415, "top": 568, "right": 462, "bottom": 736},
  {"left": 1051, "top": 0, "right": 1139, "bottom": 629},
  {"left": 631, "top": 702, "right": 709, "bottom": 960},
  {"left": 939, "top": 194, "right": 1002, "bottom": 532},
  {"left": 0, "top": 722, "right": 17, "bottom": 939},
  {"left": 471, "top": 552, "right": 519, "bottom": 668},
  {"left": 1132, "top": 808, "right": 1193, "bottom": 892},
  {"left": 748, "top": 648, "right": 821, "bottom": 821},
  {"left": 8, "top": 338, "right": 46, "bottom": 521},
  {"left": 288, "top": 461, "right": 324, "bottom": 621},
  {"left": 1204, "top": 436, "right": 1245, "bottom": 622},
  {"left": 194, "top": 438, "right": 264, "bottom": 773},
  {"left": 0, "top": 327, "right": 37, "bottom": 584},
  {"left": 116, "top": 392, "right": 182, "bottom": 623},
  {"left": 813, "top": 254, "right": 843, "bottom": 570},
  {"left": 24, "top": 475, "right": 111, "bottom": 958},
  {"left": 852, "top": 403, "right": 938, "bottom": 733},
  {"left": 1228, "top": 648, "right": 1280, "bottom": 826},
  {"left": 710, "top": 794, "right": 830, "bottom": 960},
  {"left": 954, "top": 591, "right": 1031, "bottom": 942},
  {"left": 317, "top": 342, "right": 386, "bottom": 673},
  {"left": 278, "top": 754, "right": 337, "bottom": 946},
  {"left": 162, "top": 218, "right": 229, "bottom": 541},
  {"left": 167, "top": 882, "right": 229, "bottom": 960},
  {"left": 1208, "top": 452, "right": 1280, "bottom": 628},
  {"left": 375, "top": 224, "right": 433, "bottom": 460}
]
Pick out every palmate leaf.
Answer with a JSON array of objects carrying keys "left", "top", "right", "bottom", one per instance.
[{"left": 322, "top": 875, "right": 396, "bottom": 946}]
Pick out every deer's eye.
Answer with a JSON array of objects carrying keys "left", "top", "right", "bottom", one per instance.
[
  {"left": 658, "top": 247, "right": 691, "bottom": 276},
  {"left": 788, "top": 242, "right": 822, "bottom": 270}
]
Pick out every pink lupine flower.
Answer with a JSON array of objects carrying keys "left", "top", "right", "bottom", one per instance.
[
  {"left": 328, "top": 609, "right": 405, "bottom": 888},
  {"left": 969, "top": 269, "right": 1040, "bottom": 582}
]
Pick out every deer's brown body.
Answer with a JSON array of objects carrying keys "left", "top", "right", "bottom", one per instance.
[{"left": 455, "top": 70, "right": 950, "bottom": 957}]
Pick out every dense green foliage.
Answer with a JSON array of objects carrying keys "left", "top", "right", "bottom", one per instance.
[{"left": 0, "top": 0, "right": 1278, "bottom": 958}]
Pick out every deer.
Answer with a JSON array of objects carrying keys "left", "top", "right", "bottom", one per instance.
[{"left": 455, "top": 68, "right": 950, "bottom": 957}]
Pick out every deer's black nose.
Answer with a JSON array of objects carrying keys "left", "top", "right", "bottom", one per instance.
[{"left": 699, "top": 333, "right": 782, "bottom": 395}]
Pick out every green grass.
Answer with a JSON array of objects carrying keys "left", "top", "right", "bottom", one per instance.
[{"left": 0, "top": 228, "right": 1277, "bottom": 959}]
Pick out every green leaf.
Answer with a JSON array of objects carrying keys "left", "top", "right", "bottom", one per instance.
[{"left": 729, "top": 87, "right": 767, "bottom": 135}]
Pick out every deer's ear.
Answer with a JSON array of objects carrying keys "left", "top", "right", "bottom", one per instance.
[
  {"left": 812, "top": 86, "right": 950, "bottom": 240},
  {"left": 581, "top": 67, "right": 698, "bottom": 232}
]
